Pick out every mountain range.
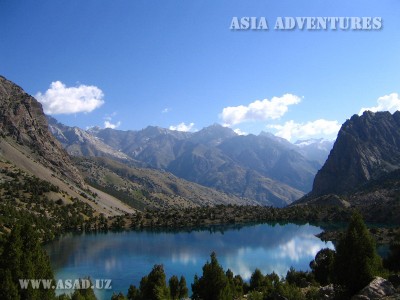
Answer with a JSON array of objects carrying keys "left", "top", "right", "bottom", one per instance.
[
  {"left": 2, "top": 74, "right": 400, "bottom": 220},
  {"left": 48, "top": 116, "right": 333, "bottom": 207}
]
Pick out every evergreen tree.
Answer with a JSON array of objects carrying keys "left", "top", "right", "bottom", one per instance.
[
  {"left": 191, "top": 274, "right": 200, "bottom": 300},
  {"left": 0, "top": 223, "right": 56, "bottom": 300},
  {"left": 233, "top": 275, "right": 244, "bottom": 298},
  {"left": 310, "top": 248, "right": 335, "bottom": 285},
  {"left": 139, "top": 265, "right": 170, "bottom": 300},
  {"left": 111, "top": 292, "right": 127, "bottom": 300},
  {"left": 249, "top": 269, "right": 264, "bottom": 292},
  {"left": 383, "top": 231, "right": 400, "bottom": 272},
  {"left": 333, "top": 212, "right": 383, "bottom": 295},
  {"left": 71, "top": 278, "right": 97, "bottom": 300},
  {"left": 191, "top": 252, "right": 232, "bottom": 300},
  {"left": 178, "top": 276, "right": 188, "bottom": 299},
  {"left": 169, "top": 275, "right": 179, "bottom": 300},
  {"left": 127, "top": 284, "right": 139, "bottom": 300}
]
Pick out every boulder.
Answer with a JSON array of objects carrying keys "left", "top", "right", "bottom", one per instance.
[
  {"left": 318, "top": 284, "right": 335, "bottom": 299},
  {"left": 352, "top": 277, "right": 396, "bottom": 300}
]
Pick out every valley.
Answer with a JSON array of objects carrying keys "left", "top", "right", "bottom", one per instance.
[{"left": 1, "top": 75, "right": 400, "bottom": 300}]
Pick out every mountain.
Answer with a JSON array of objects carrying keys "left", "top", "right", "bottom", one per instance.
[
  {"left": 294, "top": 111, "right": 400, "bottom": 222},
  {"left": 311, "top": 111, "right": 400, "bottom": 196},
  {"left": 0, "top": 75, "right": 138, "bottom": 217},
  {"left": 49, "top": 120, "right": 327, "bottom": 206},
  {"left": 93, "top": 126, "right": 190, "bottom": 169},
  {"left": 0, "top": 75, "right": 84, "bottom": 186},
  {"left": 294, "top": 138, "right": 334, "bottom": 165},
  {"left": 47, "top": 116, "right": 132, "bottom": 162},
  {"left": 0, "top": 75, "right": 262, "bottom": 217},
  {"left": 74, "top": 156, "right": 259, "bottom": 210}
]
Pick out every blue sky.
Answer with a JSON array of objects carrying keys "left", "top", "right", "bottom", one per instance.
[{"left": 1, "top": 0, "right": 399, "bottom": 141}]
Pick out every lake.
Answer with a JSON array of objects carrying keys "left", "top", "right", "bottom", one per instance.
[{"left": 45, "top": 223, "right": 334, "bottom": 300}]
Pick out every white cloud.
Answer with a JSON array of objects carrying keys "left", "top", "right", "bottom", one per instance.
[
  {"left": 220, "top": 94, "right": 301, "bottom": 126},
  {"left": 269, "top": 119, "right": 340, "bottom": 141},
  {"left": 233, "top": 128, "right": 247, "bottom": 135},
  {"left": 104, "top": 120, "right": 121, "bottom": 129},
  {"left": 277, "top": 238, "right": 326, "bottom": 262},
  {"left": 35, "top": 81, "right": 104, "bottom": 114},
  {"left": 359, "top": 93, "right": 400, "bottom": 115},
  {"left": 169, "top": 122, "right": 195, "bottom": 132},
  {"left": 162, "top": 108, "right": 171, "bottom": 114}
]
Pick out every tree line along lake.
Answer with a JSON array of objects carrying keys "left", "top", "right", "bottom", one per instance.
[{"left": 45, "top": 222, "right": 334, "bottom": 299}]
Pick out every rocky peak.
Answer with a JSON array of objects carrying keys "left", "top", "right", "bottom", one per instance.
[
  {"left": 190, "top": 123, "right": 237, "bottom": 145},
  {"left": 311, "top": 111, "right": 400, "bottom": 196},
  {"left": 0, "top": 76, "right": 84, "bottom": 186}
]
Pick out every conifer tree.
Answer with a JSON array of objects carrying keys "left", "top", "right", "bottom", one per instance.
[
  {"left": 169, "top": 275, "right": 179, "bottom": 300},
  {"left": 383, "top": 231, "right": 400, "bottom": 272},
  {"left": 127, "top": 284, "right": 139, "bottom": 300},
  {"left": 139, "top": 265, "right": 170, "bottom": 300},
  {"left": 178, "top": 276, "right": 188, "bottom": 299},
  {"left": 310, "top": 248, "right": 335, "bottom": 285},
  {"left": 334, "top": 212, "right": 383, "bottom": 294},
  {"left": 249, "top": 269, "right": 264, "bottom": 292},
  {"left": 0, "top": 223, "right": 56, "bottom": 300},
  {"left": 191, "top": 252, "right": 232, "bottom": 300}
]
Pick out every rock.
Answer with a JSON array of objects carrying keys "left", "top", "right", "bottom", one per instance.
[
  {"left": 389, "top": 274, "right": 400, "bottom": 288},
  {"left": 0, "top": 75, "right": 85, "bottom": 186},
  {"left": 311, "top": 111, "right": 400, "bottom": 197},
  {"left": 318, "top": 284, "right": 335, "bottom": 299},
  {"left": 351, "top": 277, "right": 396, "bottom": 300}
]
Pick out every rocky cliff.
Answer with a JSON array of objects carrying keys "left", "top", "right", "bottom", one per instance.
[
  {"left": 0, "top": 75, "right": 84, "bottom": 186},
  {"left": 311, "top": 111, "right": 400, "bottom": 196}
]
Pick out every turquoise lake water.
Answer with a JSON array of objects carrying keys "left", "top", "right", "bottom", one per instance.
[{"left": 45, "top": 223, "right": 334, "bottom": 300}]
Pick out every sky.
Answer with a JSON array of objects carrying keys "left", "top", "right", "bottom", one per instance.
[{"left": 1, "top": 0, "right": 399, "bottom": 142}]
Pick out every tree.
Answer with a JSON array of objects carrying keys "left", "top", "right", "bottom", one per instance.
[
  {"left": 178, "top": 276, "right": 188, "bottom": 299},
  {"left": 127, "top": 284, "right": 139, "bottom": 300},
  {"left": 71, "top": 278, "right": 97, "bottom": 300},
  {"left": 232, "top": 274, "right": 244, "bottom": 299},
  {"left": 169, "top": 275, "right": 179, "bottom": 300},
  {"left": 310, "top": 248, "right": 335, "bottom": 285},
  {"left": 285, "top": 267, "right": 313, "bottom": 288},
  {"left": 383, "top": 231, "right": 400, "bottom": 272},
  {"left": 139, "top": 265, "right": 170, "bottom": 300},
  {"left": 0, "top": 223, "right": 56, "bottom": 300},
  {"left": 249, "top": 269, "right": 264, "bottom": 292},
  {"left": 191, "top": 252, "right": 232, "bottom": 300},
  {"left": 111, "top": 292, "right": 127, "bottom": 300},
  {"left": 333, "top": 212, "right": 383, "bottom": 295}
]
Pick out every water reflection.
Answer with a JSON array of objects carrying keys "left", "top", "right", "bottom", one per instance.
[{"left": 45, "top": 223, "right": 334, "bottom": 300}]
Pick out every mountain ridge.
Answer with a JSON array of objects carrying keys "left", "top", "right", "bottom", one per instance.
[
  {"left": 0, "top": 75, "right": 85, "bottom": 186},
  {"left": 294, "top": 110, "right": 400, "bottom": 223},
  {"left": 48, "top": 118, "right": 333, "bottom": 206},
  {"left": 311, "top": 111, "right": 400, "bottom": 197}
]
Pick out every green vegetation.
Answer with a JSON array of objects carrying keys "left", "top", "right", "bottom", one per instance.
[
  {"left": 1, "top": 160, "right": 399, "bottom": 299},
  {"left": 334, "top": 212, "right": 384, "bottom": 295},
  {"left": 383, "top": 231, "right": 400, "bottom": 272},
  {"left": 110, "top": 264, "right": 187, "bottom": 300},
  {"left": 116, "top": 253, "right": 315, "bottom": 300},
  {"left": 124, "top": 204, "right": 353, "bottom": 231},
  {"left": 191, "top": 252, "right": 233, "bottom": 300},
  {"left": 309, "top": 248, "right": 335, "bottom": 285},
  {"left": 0, "top": 223, "right": 55, "bottom": 300},
  {"left": 0, "top": 163, "right": 98, "bottom": 241},
  {"left": 111, "top": 212, "right": 397, "bottom": 300},
  {"left": 1, "top": 201, "right": 399, "bottom": 300}
]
